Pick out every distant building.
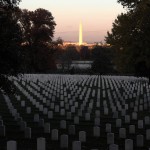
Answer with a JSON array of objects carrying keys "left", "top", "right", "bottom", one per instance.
[
  {"left": 71, "top": 61, "right": 93, "bottom": 70},
  {"left": 56, "top": 60, "right": 93, "bottom": 70}
]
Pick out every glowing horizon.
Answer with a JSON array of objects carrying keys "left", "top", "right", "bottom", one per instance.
[{"left": 19, "top": 0, "right": 125, "bottom": 43}]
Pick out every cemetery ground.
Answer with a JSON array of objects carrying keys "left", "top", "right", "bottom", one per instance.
[{"left": 0, "top": 74, "right": 150, "bottom": 150}]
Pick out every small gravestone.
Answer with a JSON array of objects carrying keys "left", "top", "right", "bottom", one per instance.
[
  {"left": 93, "top": 126, "right": 100, "bottom": 137},
  {"left": 71, "top": 106, "right": 75, "bottom": 113},
  {"left": 125, "top": 115, "right": 130, "bottom": 124},
  {"left": 51, "top": 129, "right": 58, "bottom": 141},
  {"left": 79, "top": 131, "right": 86, "bottom": 142},
  {"left": 67, "top": 112, "right": 72, "bottom": 120},
  {"left": 109, "top": 144, "right": 119, "bottom": 150},
  {"left": 60, "top": 100, "right": 64, "bottom": 107},
  {"left": 78, "top": 109, "right": 82, "bottom": 117},
  {"left": 145, "top": 116, "right": 150, "bottom": 125},
  {"left": 72, "top": 141, "right": 81, "bottom": 150},
  {"left": 116, "top": 119, "right": 122, "bottom": 128},
  {"left": 21, "top": 101, "right": 25, "bottom": 107},
  {"left": 68, "top": 125, "right": 75, "bottom": 135},
  {"left": 44, "top": 123, "right": 50, "bottom": 133},
  {"left": 25, "top": 127, "right": 31, "bottom": 139},
  {"left": 46, "top": 100, "right": 50, "bottom": 106},
  {"left": 125, "top": 139, "right": 133, "bottom": 150},
  {"left": 136, "top": 135, "right": 144, "bottom": 147},
  {"left": 104, "top": 108, "right": 108, "bottom": 115},
  {"left": 132, "top": 112, "right": 137, "bottom": 120},
  {"left": 60, "top": 120, "right": 66, "bottom": 129},
  {"left": 85, "top": 113, "right": 90, "bottom": 121},
  {"left": 95, "top": 110, "right": 100, "bottom": 117},
  {"left": 74, "top": 116, "right": 79, "bottom": 124},
  {"left": 113, "top": 112, "right": 118, "bottom": 119},
  {"left": 20, "top": 121, "right": 27, "bottom": 131},
  {"left": 60, "top": 109, "right": 65, "bottom": 116},
  {"left": 34, "top": 114, "right": 39, "bottom": 122},
  {"left": 48, "top": 111, "right": 53, "bottom": 119},
  {"left": 55, "top": 105, "right": 59, "bottom": 113},
  {"left": 107, "top": 133, "right": 114, "bottom": 144},
  {"left": 94, "top": 118, "right": 100, "bottom": 126},
  {"left": 146, "top": 129, "right": 150, "bottom": 140},
  {"left": 36, "top": 102, "right": 39, "bottom": 108},
  {"left": 65, "top": 104, "right": 69, "bottom": 110},
  {"left": 26, "top": 107, "right": 31, "bottom": 114},
  {"left": 39, "top": 105, "right": 43, "bottom": 111},
  {"left": 43, "top": 108, "right": 48, "bottom": 115},
  {"left": 121, "top": 109, "right": 126, "bottom": 116},
  {"left": 7, "top": 141, "right": 17, "bottom": 150},
  {"left": 129, "top": 125, "right": 135, "bottom": 134},
  {"left": 119, "top": 128, "right": 126, "bottom": 138},
  {"left": 50, "top": 103, "right": 54, "bottom": 109},
  {"left": 0, "top": 125, "right": 5, "bottom": 137},
  {"left": 139, "top": 105, "right": 143, "bottom": 111},
  {"left": 60, "top": 134, "right": 68, "bottom": 148},
  {"left": 106, "top": 123, "right": 111, "bottom": 133},
  {"left": 138, "top": 120, "right": 143, "bottom": 129},
  {"left": 37, "top": 137, "right": 46, "bottom": 150}
]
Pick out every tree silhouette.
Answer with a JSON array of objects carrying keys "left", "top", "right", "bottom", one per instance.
[
  {"left": 0, "top": 0, "right": 23, "bottom": 93},
  {"left": 19, "top": 8, "right": 56, "bottom": 73},
  {"left": 106, "top": 1, "right": 150, "bottom": 75}
]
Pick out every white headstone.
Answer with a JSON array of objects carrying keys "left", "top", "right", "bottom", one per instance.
[
  {"left": 44, "top": 123, "right": 50, "bottom": 133},
  {"left": 25, "top": 127, "right": 31, "bottom": 139},
  {"left": 68, "top": 125, "right": 75, "bottom": 135},
  {"left": 34, "top": 114, "right": 39, "bottom": 122},
  {"left": 20, "top": 121, "right": 27, "bottom": 131},
  {"left": 106, "top": 123, "right": 111, "bottom": 133},
  {"left": 43, "top": 108, "right": 48, "bottom": 115},
  {"left": 129, "top": 125, "right": 135, "bottom": 134},
  {"left": 125, "top": 115, "right": 130, "bottom": 124},
  {"left": 67, "top": 112, "right": 72, "bottom": 120},
  {"left": 109, "top": 144, "right": 119, "bottom": 150},
  {"left": 7, "top": 141, "right": 17, "bottom": 150},
  {"left": 51, "top": 129, "right": 58, "bottom": 141},
  {"left": 116, "top": 119, "right": 122, "bottom": 128},
  {"left": 136, "top": 135, "right": 144, "bottom": 147},
  {"left": 79, "top": 131, "right": 86, "bottom": 142},
  {"left": 60, "top": 120, "right": 66, "bottom": 129},
  {"left": 94, "top": 118, "right": 100, "bottom": 126},
  {"left": 37, "top": 137, "right": 46, "bottom": 150},
  {"left": 119, "top": 128, "right": 126, "bottom": 138},
  {"left": 85, "top": 113, "right": 90, "bottom": 121},
  {"left": 145, "top": 116, "right": 150, "bottom": 125},
  {"left": 21, "top": 101, "right": 25, "bottom": 107},
  {"left": 146, "top": 129, "right": 150, "bottom": 140},
  {"left": 138, "top": 120, "right": 143, "bottom": 129},
  {"left": 125, "top": 139, "right": 133, "bottom": 150},
  {"left": 48, "top": 111, "right": 53, "bottom": 119},
  {"left": 72, "top": 141, "right": 81, "bottom": 150},
  {"left": 107, "top": 133, "right": 114, "bottom": 145},
  {"left": 93, "top": 126, "right": 100, "bottom": 137},
  {"left": 26, "top": 107, "right": 31, "bottom": 114},
  {"left": 132, "top": 112, "right": 137, "bottom": 120},
  {"left": 60, "top": 134, "right": 68, "bottom": 148}
]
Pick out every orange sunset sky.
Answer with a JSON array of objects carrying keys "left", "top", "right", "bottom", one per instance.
[{"left": 19, "top": 0, "right": 125, "bottom": 43}]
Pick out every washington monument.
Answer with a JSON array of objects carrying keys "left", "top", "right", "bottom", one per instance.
[{"left": 79, "top": 22, "right": 83, "bottom": 45}]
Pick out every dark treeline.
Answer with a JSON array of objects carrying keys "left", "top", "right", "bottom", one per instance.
[
  {"left": 54, "top": 45, "right": 115, "bottom": 74},
  {"left": 106, "top": 0, "right": 150, "bottom": 81}
]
